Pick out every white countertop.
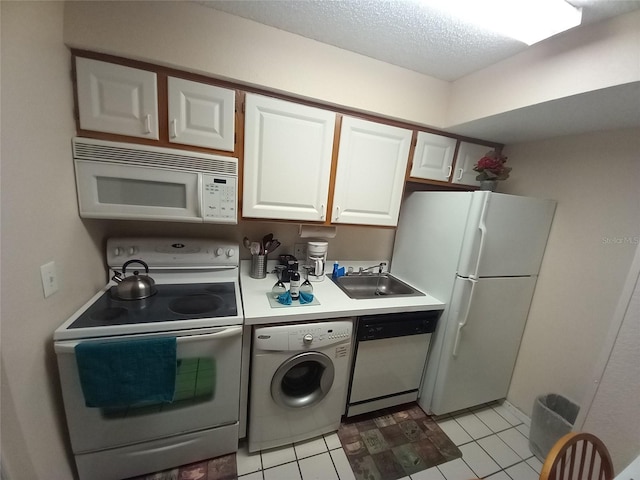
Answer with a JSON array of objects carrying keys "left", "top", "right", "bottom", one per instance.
[{"left": 240, "top": 260, "right": 445, "bottom": 325}]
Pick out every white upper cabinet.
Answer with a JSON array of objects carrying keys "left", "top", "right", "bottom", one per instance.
[
  {"left": 452, "top": 141, "right": 491, "bottom": 187},
  {"left": 76, "top": 57, "right": 159, "bottom": 140},
  {"left": 410, "top": 132, "right": 457, "bottom": 182},
  {"left": 332, "top": 117, "right": 411, "bottom": 226},
  {"left": 243, "top": 93, "right": 336, "bottom": 221},
  {"left": 167, "top": 77, "right": 235, "bottom": 151}
]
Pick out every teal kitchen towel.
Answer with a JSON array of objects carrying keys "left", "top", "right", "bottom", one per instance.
[
  {"left": 299, "top": 291, "right": 314, "bottom": 304},
  {"left": 277, "top": 290, "right": 293, "bottom": 305},
  {"left": 75, "top": 337, "right": 177, "bottom": 408}
]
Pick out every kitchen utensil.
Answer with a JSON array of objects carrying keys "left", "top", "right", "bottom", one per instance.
[
  {"left": 261, "top": 233, "right": 273, "bottom": 253},
  {"left": 243, "top": 237, "right": 251, "bottom": 249},
  {"left": 266, "top": 239, "right": 280, "bottom": 254},
  {"left": 111, "top": 259, "right": 157, "bottom": 300},
  {"left": 250, "top": 242, "right": 261, "bottom": 255},
  {"left": 250, "top": 254, "right": 267, "bottom": 279}
]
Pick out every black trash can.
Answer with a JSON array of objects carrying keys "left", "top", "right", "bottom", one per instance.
[{"left": 529, "top": 393, "right": 580, "bottom": 462}]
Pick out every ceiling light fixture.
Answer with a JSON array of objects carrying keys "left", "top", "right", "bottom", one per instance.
[{"left": 422, "top": 0, "right": 583, "bottom": 45}]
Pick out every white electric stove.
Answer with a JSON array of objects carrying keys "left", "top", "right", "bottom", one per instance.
[{"left": 53, "top": 237, "right": 243, "bottom": 480}]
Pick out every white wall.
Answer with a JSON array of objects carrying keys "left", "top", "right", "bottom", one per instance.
[
  {"left": 500, "top": 128, "right": 640, "bottom": 424},
  {"left": 448, "top": 10, "right": 640, "bottom": 126},
  {"left": 1, "top": 3, "right": 107, "bottom": 478},
  {"left": 580, "top": 247, "right": 640, "bottom": 472}
]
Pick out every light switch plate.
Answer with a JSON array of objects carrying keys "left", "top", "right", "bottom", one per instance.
[{"left": 40, "top": 261, "right": 59, "bottom": 298}]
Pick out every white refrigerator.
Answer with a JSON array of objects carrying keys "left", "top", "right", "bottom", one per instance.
[{"left": 391, "top": 191, "right": 556, "bottom": 415}]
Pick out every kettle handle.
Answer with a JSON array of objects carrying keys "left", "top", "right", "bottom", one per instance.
[{"left": 122, "top": 259, "right": 150, "bottom": 275}]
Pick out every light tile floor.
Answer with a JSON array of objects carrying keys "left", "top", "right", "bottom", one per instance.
[{"left": 237, "top": 403, "right": 542, "bottom": 480}]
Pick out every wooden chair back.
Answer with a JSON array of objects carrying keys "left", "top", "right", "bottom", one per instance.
[{"left": 540, "top": 432, "right": 614, "bottom": 480}]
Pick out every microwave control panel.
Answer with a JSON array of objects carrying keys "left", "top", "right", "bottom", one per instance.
[{"left": 202, "top": 174, "right": 237, "bottom": 224}]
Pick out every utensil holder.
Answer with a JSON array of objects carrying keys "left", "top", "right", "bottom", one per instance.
[{"left": 250, "top": 254, "right": 267, "bottom": 279}]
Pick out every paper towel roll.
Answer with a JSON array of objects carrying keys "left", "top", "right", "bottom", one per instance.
[{"left": 299, "top": 225, "right": 337, "bottom": 238}]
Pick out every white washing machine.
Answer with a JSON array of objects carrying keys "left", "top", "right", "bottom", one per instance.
[{"left": 248, "top": 319, "right": 354, "bottom": 452}]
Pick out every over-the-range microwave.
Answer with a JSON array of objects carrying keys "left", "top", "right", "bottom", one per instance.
[{"left": 72, "top": 137, "right": 238, "bottom": 224}]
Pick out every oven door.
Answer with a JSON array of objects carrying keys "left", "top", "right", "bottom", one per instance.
[{"left": 54, "top": 326, "right": 242, "bottom": 453}]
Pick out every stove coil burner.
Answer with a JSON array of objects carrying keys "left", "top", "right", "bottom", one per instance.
[{"left": 169, "top": 294, "right": 225, "bottom": 315}]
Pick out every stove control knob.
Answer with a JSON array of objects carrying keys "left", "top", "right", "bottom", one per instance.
[
  {"left": 128, "top": 247, "right": 137, "bottom": 255},
  {"left": 303, "top": 334, "right": 313, "bottom": 344},
  {"left": 226, "top": 248, "right": 235, "bottom": 258},
  {"left": 215, "top": 248, "right": 223, "bottom": 256},
  {"left": 113, "top": 247, "right": 122, "bottom": 256}
]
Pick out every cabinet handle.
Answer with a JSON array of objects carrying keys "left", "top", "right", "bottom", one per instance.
[
  {"left": 445, "top": 165, "right": 452, "bottom": 179},
  {"left": 320, "top": 204, "right": 326, "bottom": 220},
  {"left": 143, "top": 114, "right": 152, "bottom": 134},
  {"left": 170, "top": 119, "right": 178, "bottom": 138},
  {"left": 335, "top": 206, "right": 340, "bottom": 220},
  {"left": 455, "top": 168, "right": 464, "bottom": 181}
]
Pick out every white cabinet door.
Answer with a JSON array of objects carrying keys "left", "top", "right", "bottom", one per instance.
[
  {"left": 332, "top": 117, "right": 411, "bottom": 226},
  {"left": 452, "top": 141, "right": 491, "bottom": 187},
  {"left": 243, "top": 94, "right": 336, "bottom": 221},
  {"left": 168, "top": 77, "right": 235, "bottom": 151},
  {"left": 76, "top": 57, "right": 159, "bottom": 139},
  {"left": 410, "top": 132, "right": 457, "bottom": 182}
]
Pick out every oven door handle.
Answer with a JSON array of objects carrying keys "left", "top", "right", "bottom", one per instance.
[
  {"left": 178, "top": 326, "right": 242, "bottom": 343},
  {"left": 54, "top": 326, "right": 242, "bottom": 353}
]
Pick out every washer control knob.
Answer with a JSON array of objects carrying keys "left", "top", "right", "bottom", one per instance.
[{"left": 303, "top": 334, "right": 313, "bottom": 344}]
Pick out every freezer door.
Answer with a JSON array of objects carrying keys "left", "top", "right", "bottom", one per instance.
[
  {"left": 458, "top": 192, "right": 556, "bottom": 278},
  {"left": 429, "top": 276, "right": 537, "bottom": 415}
]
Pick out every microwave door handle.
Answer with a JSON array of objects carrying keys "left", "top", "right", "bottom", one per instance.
[
  {"left": 53, "top": 327, "right": 242, "bottom": 353},
  {"left": 197, "top": 174, "right": 204, "bottom": 219}
]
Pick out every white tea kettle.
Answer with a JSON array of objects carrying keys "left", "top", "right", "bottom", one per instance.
[
  {"left": 111, "top": 259, "right": 157, "bottom": 300},
  {"left": 307, "top": 241, "right": 328, "bottom": 282}
]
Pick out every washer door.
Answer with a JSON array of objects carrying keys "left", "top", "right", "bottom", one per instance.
[{"left": 271, "top": 351, "right": 335, "bottom": 409}]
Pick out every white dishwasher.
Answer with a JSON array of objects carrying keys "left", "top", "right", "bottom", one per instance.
[{"left": 346, "top": 310, "right": 440, "bottom": 417}]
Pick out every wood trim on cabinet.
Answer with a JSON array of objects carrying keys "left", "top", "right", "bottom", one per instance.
[
  {"left": 236, "top": 91, "right": 246, "bottom": 216},
  {"left": 325, "top": 114, "right": 343, "bottom": 226},
  {"left": 404, "top": 130, "right": 419, "bottom": 182}
]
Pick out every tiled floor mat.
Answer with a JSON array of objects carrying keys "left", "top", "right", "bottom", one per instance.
[
  {"left": 338, "top": 403, "right": 462, "bottom": 480},
  {"left": 127, "top": 452, "right": 236, "bottom": 480}
]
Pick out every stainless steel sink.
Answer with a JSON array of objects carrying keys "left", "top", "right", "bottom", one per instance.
[{"left": 331, "top": 273, "right": 425, "bottom": 299}]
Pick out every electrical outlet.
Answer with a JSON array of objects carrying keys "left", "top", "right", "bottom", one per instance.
[
  {"left": 40, "top": 261, "right": 59, "bottom": 298},
  {"left": 294, "top": 243, "right": 307, "bottom": 260}
]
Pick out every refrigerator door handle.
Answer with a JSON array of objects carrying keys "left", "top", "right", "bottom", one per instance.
[
  {"left": 470, "top": 198, "right": 490, "bottom": 280},
  {"left": 453, "top": 278, "right": 477, "bottom": 357}
]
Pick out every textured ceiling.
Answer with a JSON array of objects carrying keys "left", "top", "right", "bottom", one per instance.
[
  {"left": 198, "top": 0, "right": 640, "bottom": 143},
  {"left": 200, "top": 0, "right": 640, "bottom": 81}
]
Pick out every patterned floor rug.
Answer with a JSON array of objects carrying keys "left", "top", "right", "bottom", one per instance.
[
  {"left": 127, "top": 453, "right": 236, "bottom": 480},
  {"left": 337, "top": 403, "right": 462, "bottom": 480},
  {"left": 129, "top": 403, "right": 459, "bottom": 480}
]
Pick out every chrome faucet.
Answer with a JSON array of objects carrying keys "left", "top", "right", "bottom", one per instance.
[{"left": 356, "top": 262, "right": 387, "bottom": 275}]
